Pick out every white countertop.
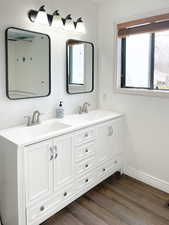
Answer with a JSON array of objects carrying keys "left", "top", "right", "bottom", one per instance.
[{"left": 0, "top": 110, "right": 124, "bottom": 146}]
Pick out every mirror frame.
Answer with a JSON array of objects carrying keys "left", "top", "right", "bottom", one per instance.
[
  {"left": 66, "top": 39, "right": 94, "bottom": 95},
  {"left": 5, "top": 27, "right": 51, "bottom": 100}
]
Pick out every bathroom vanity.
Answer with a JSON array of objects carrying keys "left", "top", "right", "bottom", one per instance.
[{"left": 0, "top": 110, "right": 124, "bottom": 225}]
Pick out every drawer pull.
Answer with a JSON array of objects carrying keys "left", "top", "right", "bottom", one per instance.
[
  {"left": 114, "top": 160, "right": 118, "bottom": 164},
  {"left": 85, "top": 149, "right": 89, "bottom": 153},
  {"left": 49, "top": 147, "right": 54, "bottom": 161},
  {"left": 85, "top": 179, "right": 89, "bottom": 183},
  {"left": 40, "top": 206, "right": 45, "bottom": 212},
  {"left": 85, "top": 164, "right": 89, "bottom": 168},
  {"left": 102, "top": 168, "right": 106, "bottom": 172},
  {"left": 64, "top": 192, "right": 67, "bottom": 197},
  {"left": 84, "top": 133, "right": 89, "bottom": 138},
  {"left": 108, "top": 126, "right": 114, "bottom": 136},
  {"left": 54, "top": 145, "right": 58, "bottom": 159}
]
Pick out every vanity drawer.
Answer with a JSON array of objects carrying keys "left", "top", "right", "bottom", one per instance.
[
  {"left": 111, "top": 155, "right": 122, "bottom": 171},
  {"left": 27, "top": 194, "right": 61, "bottom": 224},
  {"left": 96, "top": 162, "right": 112, "bottom": 180},
  {"left": 27, "top": 184, "right": 75, "bottom": 224},
  {"left": 97, "top": 156, "right": 122, "bottom": 181},
  {"left": 74, "top": 128, "right": 95, "bottom": 145},
  {"left": 75, "top": 142, "right": 95, "bottom": 161},
  {"left": 76, "top": 157, "right": 95, "bottom": 175},
  {"left": 60, "top": 184, "right": 76, "bottom": 202},
  {"left": 77, "top": 172, "right": 96, "bottom": 192}
]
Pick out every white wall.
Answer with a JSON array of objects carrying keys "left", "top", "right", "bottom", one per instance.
[
  {"left": 0, "top": 0, "right": 98, "bottom": 130},
  {"left": 97, "top": 0, "right": 169, "bottom": 184}
]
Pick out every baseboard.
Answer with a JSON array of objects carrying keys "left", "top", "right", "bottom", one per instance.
[{"left": 124, "top": 166, "right": 169, "bottom": 194}]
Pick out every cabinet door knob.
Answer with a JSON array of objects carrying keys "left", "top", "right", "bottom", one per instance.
[
  {"left": 84, "top": 133, "right": 89, "bottom": 138},
  {"left": 102, "top": 168, "right": 106, "bottom": 172},
  {"left": 85, "top": 149, "right": 89, "bottom": 153},
  {"left": 108, "top": 126, "right": 114, "bottom": 136},
  {"left": 49, "top": 147, "right": 54, "bottom": 161},
  {"left": 64, "top": 192, "right": 67, "bottom": 197},
  {"left": 85, "top": 164, "right": 89, "bottom": 168},
  {"left": 40, "top": 206, "right": 45, "bottom": 211},
  {"left": 85, "top": 178, "right": 89, "bottom": 183},
  {"left": 114, "top": 160, "right": 118, "bottom": 164}
]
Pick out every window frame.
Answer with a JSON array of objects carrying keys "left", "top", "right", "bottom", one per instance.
[{"left": 121, "top": 32, "right": 169, "bottom": 91}]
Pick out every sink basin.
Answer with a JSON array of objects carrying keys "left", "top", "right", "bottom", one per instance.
[
  {"left": 2, "top": 120, "right": 71, "bottom": 143},
  {"left": 76, "top": 110, "right": 115, "bottom": 122},
  {"left": 24, "top": 121, "right": 71, "bottom": 137}
]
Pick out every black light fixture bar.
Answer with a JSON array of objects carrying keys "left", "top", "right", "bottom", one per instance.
[{"left": 28, "top": 5, "right": 85, "bottom": 32}]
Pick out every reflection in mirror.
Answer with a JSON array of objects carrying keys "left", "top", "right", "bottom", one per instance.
[
  {"left": 66, "top": 39, "right": 94, "bottom": 94},
  {"left": 6, "top": 27, "right": 51, "bottom": 100}
]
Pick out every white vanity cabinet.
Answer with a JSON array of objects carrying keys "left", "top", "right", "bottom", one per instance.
[{"left": 0, "top": 112, "right": 124, "bottom": 225}]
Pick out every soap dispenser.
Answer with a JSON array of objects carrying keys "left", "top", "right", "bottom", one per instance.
[{"left": 56, "top": 101, "right": 64, "bottom": 119}]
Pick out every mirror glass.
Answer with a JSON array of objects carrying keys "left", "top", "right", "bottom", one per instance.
[
  {"left": 66, "top": 39, "right": 94, "bottom": 94},
  {"left": 6, "top": 27, "right": 51, "bottom": 100}
]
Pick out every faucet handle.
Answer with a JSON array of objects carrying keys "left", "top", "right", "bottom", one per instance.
[
  {"left": 37, "top": 112, "right": 44, "bottom": 124},
  {"left": 78, "top": 106, "right": 83, "bottom": 114},
  {"left": 83, "top": 102, "right": 90, "bottom": 113},
  {"left": 24, "top": 116, "right": 31, "bottom": 127}
]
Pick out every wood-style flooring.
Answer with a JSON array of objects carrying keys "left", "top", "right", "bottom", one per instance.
[{"left": 42, "top": 174, "right": 169, "bottom": 225}]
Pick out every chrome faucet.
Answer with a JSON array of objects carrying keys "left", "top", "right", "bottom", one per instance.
[
  {"left": 79, "top": 102, "right": 90, "bottom": 114},
  {"left": 31, "top": 110, "right": 41, "bottom": 125},
  {"left": 24, "top": 110, "right": 41, "bottom": 126}
]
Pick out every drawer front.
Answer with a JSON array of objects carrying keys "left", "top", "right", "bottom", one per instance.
[
  {"left": 77, "top": 172, "right": 96, "bottom": 192},
  {"left": 74, "top": 128, "right": 95, "bottom": 146},
  {"left": 97, "top": 155, "right": 122, "bottom": 181},
  {"left": 97, "top": 162, "right": 112, "bottom": 180},
  {"left": 61, "top": 184, "right": 76, "bottom": 202},
  {"left": 27, "top": 184, "right": 75, "bottom": 224},
  {"left": 27, "top": 194, "right": 61, "bottom": 224},
  {"left": 76, "top": 157, "right": 95, "bottom": 175},
  {"left": 75, "top": 142, "right": 95, "bottom": 161},
  {"left": 111, "top": 155, "right": 122, "bottom": 171}
]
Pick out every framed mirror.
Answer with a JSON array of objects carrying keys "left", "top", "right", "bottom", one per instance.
[
  {"left": 5, "top": 27, "right": 51, "bottom": 100},
  {"left": 66, "top": 39, "right": 94, "bottom": 94}
]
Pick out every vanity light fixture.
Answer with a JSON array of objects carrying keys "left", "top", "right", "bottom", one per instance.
[
  {"left": 51, "top": 10, "right": 63, "bottom": 29},
  {"left": 75, "top": 17, "right": 86, "bottom": 34},
  {"left": 28, "top": 5, "right": 49, "bottom": 26},
  {"left": 28, "top": 6, "right": 86, "bottom": 33}
]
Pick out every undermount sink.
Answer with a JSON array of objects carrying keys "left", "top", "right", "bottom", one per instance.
[
  {"left": 76, "top": 110, "right": 115, "bottom": 121},
  {"left": 2, "top": 120, "right": 71, "bottom": 142},
  {"left": 24, "top": 121, "right": 71, "bottom": 137}
]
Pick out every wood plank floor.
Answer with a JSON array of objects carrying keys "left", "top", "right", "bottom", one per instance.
[{"left": 42, "top": 174, "right": 169, "bottom": 225}]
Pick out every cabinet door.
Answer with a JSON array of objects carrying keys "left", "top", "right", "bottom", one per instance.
[
  {"left": 25, "top": 140, "right": 53, "bottom": 205},
  {"left": 96, "top": 118, "right": 123, "bottom": 166},
  {"left": 53, "top": 135, "right": 74, "bottom": 191},
  {"left": 111, "top": 118, "right": 124, "bottom": 156}
]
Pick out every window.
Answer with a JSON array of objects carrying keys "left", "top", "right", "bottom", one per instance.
[
  {"left": 118, "top": 13, "right": 169, "bottom": 91},
  {"left": 70, "top": 44, "right": 85, "bottom": 85}
]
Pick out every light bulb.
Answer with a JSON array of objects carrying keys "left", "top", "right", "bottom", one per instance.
[
  {"left": 52, "top": 10, "right": 63, "bottom": 29},
  {"left": 35, "top": 5, "right": 49, "bottom": 26},
  {"left": 64, "top": 15, "right": 75, "bottom": 32},
  {"left": 76, "top": 18, "right": 86, "bottom": 34}
]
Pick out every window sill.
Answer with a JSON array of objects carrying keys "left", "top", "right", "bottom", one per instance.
[{"left": 114, "top": 87, "right": 169, "bottom": 98}]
